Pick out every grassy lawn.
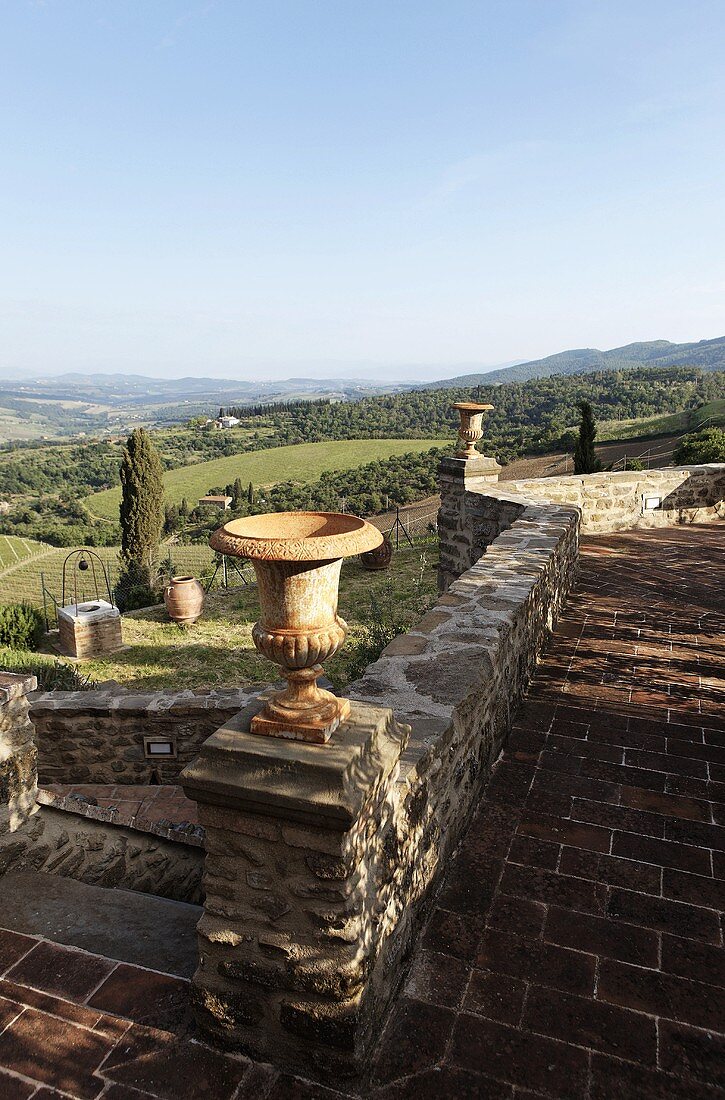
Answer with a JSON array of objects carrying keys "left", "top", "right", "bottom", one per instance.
[
  {"left": 50, "top": 542, "right": 439, "bottom": 692},
  {"left": 83, "top": 438, "right": 440, "bottom": 520}
]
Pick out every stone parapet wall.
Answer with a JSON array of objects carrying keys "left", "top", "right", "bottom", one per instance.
[
  {"left": 0, "top": 672, "right": 38, "bottom": 836},
  {"left": 30, "top": 687, "right": 252, "bottom": 785},
  {"left": 178, "top": 475, "right": 581, "bottom": 1078},
  {"left": 349, "top": 492, "right": 580, "bottom": 1004},
  {"left": 0, "top": 800, "right": 203, "bottom": 904},
  {"left": 496, "top": 462, "right": 725, "bottom": 535}
]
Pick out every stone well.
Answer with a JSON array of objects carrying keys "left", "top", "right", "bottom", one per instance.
[{"left": 57, "top": 598, "right": 123, "bottom": 659}]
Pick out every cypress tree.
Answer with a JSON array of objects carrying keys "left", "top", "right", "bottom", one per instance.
[
  {"left": 231, "top": 477, "right": 244, "bottom": 509},
  {"left": 247, "top": 481, "right": 254, "bottom": 505},
  {"left": 119, "top": 428, "right": 164, "bottom": 588},
  {"left": 573, "top": 400, "right": 602, "bottom": 474}
]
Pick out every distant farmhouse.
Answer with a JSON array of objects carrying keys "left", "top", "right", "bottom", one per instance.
[
  {"left": 216, "top": 415, "right": 240, "bottom": 429},
  {"left": 198, "top": 494, "right": 233, "bottom": 511}
]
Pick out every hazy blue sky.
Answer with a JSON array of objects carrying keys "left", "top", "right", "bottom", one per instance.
[{"left": 2, "top": 1, "right": 725, "bottom": 380}]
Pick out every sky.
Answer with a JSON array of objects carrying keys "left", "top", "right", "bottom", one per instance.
[{"left": 1, "top": 1, "right": 725, "bottom": 382}]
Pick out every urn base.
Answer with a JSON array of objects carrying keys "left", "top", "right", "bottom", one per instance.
[{"left": 251, "top": 692, "right": 350, "bottom": 744}]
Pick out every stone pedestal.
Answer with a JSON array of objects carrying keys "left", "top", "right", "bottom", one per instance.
[
  {"left": 439, "top": 453, "right": 502, "bottom": 484},
  {"left": 180, "top": 697, "right": 409, "bottom": 1078},
  {"left": 58, "top": 600, "right": 123, "bottom": 658},
  {"left": 437, "top": 453, "right": 503, "bottom": 592},
  {"left": 0, "top": 672, "right": 38, "bottom": 835}
]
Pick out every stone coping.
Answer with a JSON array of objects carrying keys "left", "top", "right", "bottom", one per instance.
[
  {"left": 0, "top": 670, "right": 37, "bottom": 703},
  {"left": 57, "top": 598, "right": 119, "bottom": 624},
  {"left": 30, "top": 685, "right": 253, "bottom": 713},
  {"left": 37, "top": 784, "right": 204, "bottom": 847}
]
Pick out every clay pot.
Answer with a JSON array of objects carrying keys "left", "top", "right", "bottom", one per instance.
[
  {"left": 452, "top": 401, "right": 494, "bottom": 458},
  {"left": 164, "top": 576, "right": 205, "bottom": 625},
  {"left": 210, "top": 511, "right": 383, "bottom": 743},
  {"left": 360, "top": 535, "right": 393, "bottom": 571}
]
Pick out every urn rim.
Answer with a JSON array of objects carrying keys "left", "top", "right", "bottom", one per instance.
[
  {"left": 209, "top": 510, "right": 384, "bottom": 562},
  {"left": 451, "top": 401, "right": 494, "bottom": 412}
]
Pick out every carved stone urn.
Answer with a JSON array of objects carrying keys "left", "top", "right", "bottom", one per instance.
[
  {"left": 452, "top": 401, "right": 494, "bottom": 458},
  {"left": 210, "top": 511, "right": 383, "bottom": 743}
]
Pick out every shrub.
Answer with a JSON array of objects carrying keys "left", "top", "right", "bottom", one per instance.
[
  {"left": 673, "top": 427, "right": 725, "bottom": 466},
  {"left": 0, "top": 603, "right": 44, "bottom": 650},
  {"left": 0, "top": 648, "right": 96, "bottom": 691}
]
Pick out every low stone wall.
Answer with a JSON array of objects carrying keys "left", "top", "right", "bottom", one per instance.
[
  {"left": 497, "top": 462, "right": 725, "bottom": 534},
  {"left": 0, "top": 798, "right": 203, "bottom": 903},
  {"left": 348, "top": 493, "right": 580, "bottom": 1004},
  {"left": 30, "top": 687, "right": 252, "bottom": 785},
  {"left": 438, "top": 461, "right": 725, "bottom": 590}
]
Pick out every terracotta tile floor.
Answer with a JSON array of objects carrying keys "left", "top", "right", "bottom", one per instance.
[{"left": 0, "top": 524, "right": 723, "bottom": 1098}]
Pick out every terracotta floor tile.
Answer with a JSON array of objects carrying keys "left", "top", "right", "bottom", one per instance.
[
  {"left": 0, "top": 1008, "right": 114, "bottom": 1098},
  {"left": 0, "top": 979, "right": 104, "bottom": 1030},
  {"left": 7, "top": 942, "right": 116, "bottom": 1004},
  {"left": 101, "top": 1024, "right": 249, "bottom": 1100},
  {"left": 0, "top": 930, "right": 37, "bottom": 975},
  {"left": 88, "top": 965, "right": 191, "bottom": 1033},
  {"left": 0, "top": 995, "right": 23, "bottom": 1031},
  {"left": 0, "top": 1069, "right": 39, "bottom": 1100}
]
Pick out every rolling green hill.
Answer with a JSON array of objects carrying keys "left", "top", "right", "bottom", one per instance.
[
  {"left": 0, "top": 535, "right": 48, "bottom": 570},
  {"left": 595, "top": 399, "right": 725, "bottom": 443},
  {"left": 84, "top": 438, "right": 438, "bottom": 521},
  {"left": 424, "top": 336, "right": 725, "bottom": 388}
]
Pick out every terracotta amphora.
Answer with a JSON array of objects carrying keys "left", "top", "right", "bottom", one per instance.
[{"left": 164, "top": 576, "right": 205, "bottom": 625}]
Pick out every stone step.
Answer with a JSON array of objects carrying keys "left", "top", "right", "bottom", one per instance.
[{"left": 0, "top": 869, "right": 200, "bottom": 977}]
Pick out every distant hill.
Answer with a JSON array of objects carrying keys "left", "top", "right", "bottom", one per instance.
[
  {"left": 421, "top": 336, "right": 725, "bottom": 388},
  {"left": 0, "top": 372, "right": 402, "bottom": 407}
]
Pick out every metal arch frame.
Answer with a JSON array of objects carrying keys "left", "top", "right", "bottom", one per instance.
[{"left": 61, "top": 548, "right": 115, "bottom": 612}]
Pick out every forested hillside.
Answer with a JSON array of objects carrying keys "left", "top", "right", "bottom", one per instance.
[
  {"left": 423, "top": 336, "right": 725, "bottom": 387},
  {"left": 270, "top": 367, "right": 722, "bottom": 461},
  {"left": 0, "top": 365, "right": 720, "bottom": 546}
]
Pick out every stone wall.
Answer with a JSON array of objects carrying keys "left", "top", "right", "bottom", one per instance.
[
  {"left": 0, "top": 672, "right": 38, "bottom": 837},
  {"left": 498, "top": 462, "right": 725, "bottom": 534},
  {"left": 438, "top": 461, "right": 725, "bottom": 591},
  {"left": 181, "top": 701, "right": 409, "bottom": 1076},
  {"left": 0, "top": 798, "right": 203, "bottom": 903},
  {"left": 0, "top": 673, "right": 204, "bottom": 903},
  {"left": 180, "top": 474, "right": 581, "bottom": 1078},
  {"left": 30, "top": 687, "right": 252, "bottom": 786},
  {"left": 348, "top": 494, "right": 580, "bottom": 1010}
]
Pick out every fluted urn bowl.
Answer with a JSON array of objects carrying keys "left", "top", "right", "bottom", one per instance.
[
  {"left": 210, "top": 512, "right": 383, "bottom": 743},
  {"left": 452, "top": 401, "right": 494, "bottom": 458}
]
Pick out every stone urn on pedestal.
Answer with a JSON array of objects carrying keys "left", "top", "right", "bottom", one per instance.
[
  {"left": 452, "top": 401, "right": 495, "bottom": 458},
  {"left": 210, "top": 511, "right": 383, "bottom": 743}
]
